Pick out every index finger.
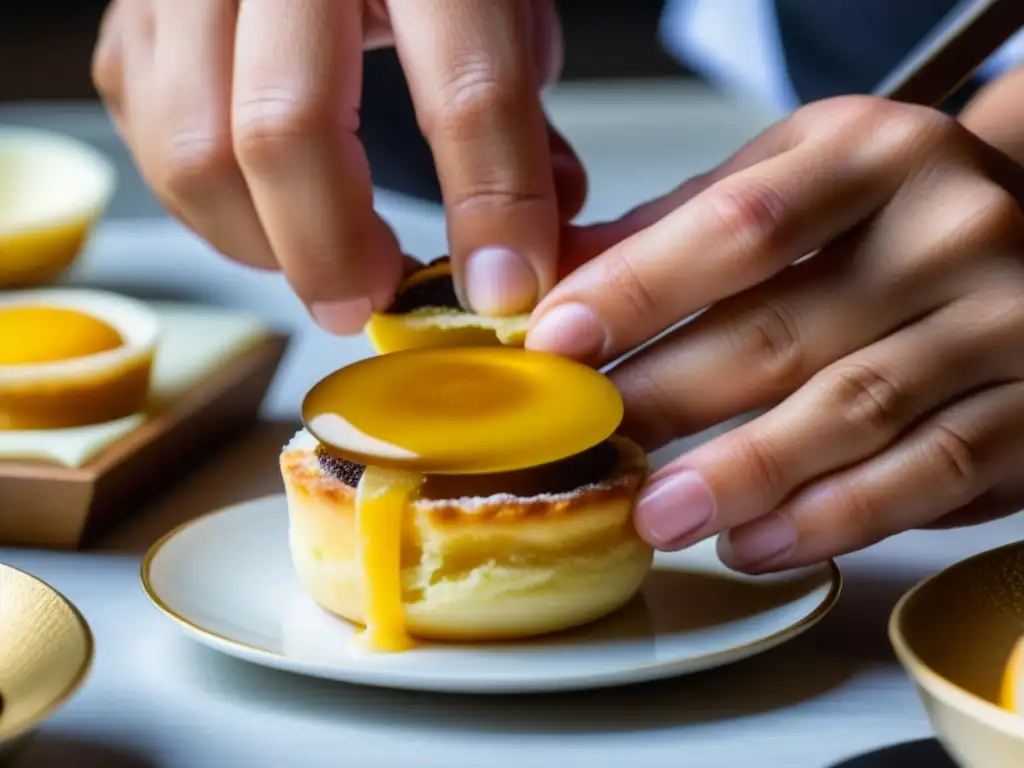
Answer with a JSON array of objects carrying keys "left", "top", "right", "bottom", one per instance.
[
  {"left": 388, "top": 0, "right": 559, "bottom": 316},
  {"left": 232, "top": 0, "right": 404, "bottom": 333},
  {"left": 526, "top": 118, "right": 912, "bottom": 365}
]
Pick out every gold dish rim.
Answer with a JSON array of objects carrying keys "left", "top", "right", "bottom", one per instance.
[
  {"left": 139, "top": 493, "right": 843, "bottom": 669},
  {"left": 889, "top": 539, "right": 1024, "bottom": 739},
  {"left": 0, "top": 562, "right": 94, "bottom": 745}
]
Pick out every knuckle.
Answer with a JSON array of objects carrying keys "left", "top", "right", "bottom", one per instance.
[
  {"left": 444, "top": 182, "right": 548, "bottom": 219},
  {"left": 806, "top": 95, "right": 891, "bottom": 129},
  {"left": 799, "top": 96, "right": 958, "bottom": 166},
  {"left": 829, "top": 481, "right": 888, "bottom": 548},
  {"left": 953, "top": 287, "right": 1024, "bottom": 347},
  {"left": 792, "top": 95, "right": 894, "bottom": 142},
  {"left": 736, "top": 435, "right": 788, "bottom": 500},
  {"left": 724, "top": 300, "right": 803, "bottom": 387},
  {"left": 826, "top": 363, "right": 907, "bottom": 441},
  {"left": 604, "top": 249, "right": 660, "bottom": 318},
  {"left": 233, "top": 88, "right": 345, "bottom": 170},
  {"left": 421, "top": 57, "right": 527, "bottom": 141},
  {"left": 158, "top": 129, "right": 235, "bottom": 199},
  {"left": 877, "top": 107, "right": 958, "bottom": 159},
  {"left": 924, "top": 424, "right": 980, "bottom": 499},
  {"left": 901, "top": 185, "right": 1024, "bottom": 281},
  {"left": 702, "top": 178, "right": 789, "bottom": 263}
]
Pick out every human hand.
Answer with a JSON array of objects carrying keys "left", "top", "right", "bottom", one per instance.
[
  {"left": 92, "top": 0, "right": 585, "bottom": 330},
  {"left": 527, "top": 96, "right": 1024, "bottom": 573}
]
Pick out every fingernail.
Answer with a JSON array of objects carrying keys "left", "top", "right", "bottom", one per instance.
[
  {"left": 527, "top": 302, "right": 606, "bottom": 361},
  {"left": 634, "top": 471, "right": 716, "bottom": 549},
  {"left": 311, "top": 297, "right": 373, "bottom": 335},
  {"left": 464, "top": 246, "right": 538, "bottom": 315},
  {"left": 719, "top": 513, "right": 797, "bottom": 572}
]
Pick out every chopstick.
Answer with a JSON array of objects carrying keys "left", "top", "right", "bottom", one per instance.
[{"left": 873, "top": 0, "right": 1024, "bottom": 106}]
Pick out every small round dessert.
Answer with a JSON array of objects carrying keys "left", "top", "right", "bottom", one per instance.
[
  {"left": 0, "top": 289, "right": 159, "bottom": 429},
  {"left": 364, "top": 258, "right": 530, "bottom": 354},
  {"left": 0, "top": 126, "right": 116, "bottom": 287},
  {"left": 282, "top": 347, "right": 652, "bottom": 645},
  {"left": 281, "top": 431, "right": 651, "bottom": 642}
]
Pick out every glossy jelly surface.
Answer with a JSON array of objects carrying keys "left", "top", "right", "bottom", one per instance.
[{"left": 302, "top": 347, "right": 623, "bottom": 475}]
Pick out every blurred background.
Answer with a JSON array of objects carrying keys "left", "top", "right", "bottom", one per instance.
[
  {"left": 0, "top": 0, "right": 780, "bottom": 221},
  {"left": 0, "top": 0, "right": 691, "bottom": 98}
]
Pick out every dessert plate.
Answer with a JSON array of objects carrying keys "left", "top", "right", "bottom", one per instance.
[
  {"left": 0, "top": 563, "right": 93, "bottom": 756},
  {"left": 141, "top": 494, "right": 841, "bottom": 694}
]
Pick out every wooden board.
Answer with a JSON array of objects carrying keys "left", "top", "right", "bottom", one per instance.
[{"left": 0, "top": 334, "right": 289, "bottom": 549}]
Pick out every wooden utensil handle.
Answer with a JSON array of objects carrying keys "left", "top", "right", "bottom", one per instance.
[{"left": 874, "top": 0, "right": 1024, "bottom": 106}]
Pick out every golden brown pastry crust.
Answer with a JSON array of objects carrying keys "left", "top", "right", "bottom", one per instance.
[
  {"left": 281, "top": 432, "right": 653, "bottom": 641},
  {"left": 281, "top": 436, "right": 646, "bottom": 524}
]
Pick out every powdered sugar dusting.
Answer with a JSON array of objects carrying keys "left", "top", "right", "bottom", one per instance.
[
  {"left": 412, "top": 477, "right": 624, "bottom": 510},
  {"left": 284, "top": 428, "right": 318, "bottom": 453}
]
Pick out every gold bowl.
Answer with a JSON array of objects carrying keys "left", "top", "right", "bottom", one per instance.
[
  {"left": 0, "top": 125, "right": 116, "bottom": 287},
  {"left": 0, "top": 563, "right": 93, "bottom": 757},
  {"left": 890, "top": 540, "right": 1024, "bottom": 767}
]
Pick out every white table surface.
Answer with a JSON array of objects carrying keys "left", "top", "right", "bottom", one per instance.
[{"left": 2, "top": 81, "right": 1020, "bottom": 767}]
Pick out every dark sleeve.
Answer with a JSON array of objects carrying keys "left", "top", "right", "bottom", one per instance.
[
  {"left": 358, "top": 50, "right": 443, "bottom": 203},
  {"left": 772, "top": 0, "right": 982, "bottom": 112}
]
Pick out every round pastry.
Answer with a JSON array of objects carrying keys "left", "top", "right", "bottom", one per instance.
[
  {"left": 280, "top": 429, "right": 652, "bottom": 641},
  {"left": 364, "top": 257, "right": 530, "bottom": 354},
  {"left": 0, "top": 288, "right": 158, "bottom": 429}
]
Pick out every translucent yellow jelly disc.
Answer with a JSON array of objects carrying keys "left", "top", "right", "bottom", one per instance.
[{"left": 302, "top": 347, "right": 624, "bottom": 474}]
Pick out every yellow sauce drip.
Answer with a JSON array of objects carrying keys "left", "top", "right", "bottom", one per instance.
[
  {"left": 303, "top": 347, "right": 623, "bottom": 475},
  {"left": 0, "top": 306, "right": 123, "bottom": 365},
  {"left": 354, "top": 466, "right": 422, "bottom": 652}
]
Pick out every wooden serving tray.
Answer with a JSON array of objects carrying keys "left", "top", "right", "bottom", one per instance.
[{"left": 0, "top": 333, "right": 288, "bottom": 549}]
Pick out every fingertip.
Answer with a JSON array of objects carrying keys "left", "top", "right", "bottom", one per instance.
[
  {"left": 462, "top": 246, "right": 539, "bottom": 316},
  {"left": 631, "top": 470, "right": 717, "bottom": 551},
  {"left": 525, "top": 301, "right": 607, "bottom": 361},
  {"left": 310, "top": 297, "right": 373, "bottom": 335}
]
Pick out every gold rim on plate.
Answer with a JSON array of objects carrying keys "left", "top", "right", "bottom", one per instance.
[
  {"left": 0, "top": 562, "right": 94, "bottom": 746},
  {"left": 889, "top": 539, "right": 1024, "bottom": 739},
  {"left": 140, "top": 494, "right": 843, "bottom": 670}
]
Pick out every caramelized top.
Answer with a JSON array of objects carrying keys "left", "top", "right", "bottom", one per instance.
[
  {"left": 0, "top": 305, "right": 124, "bottom": 365},
  {"left": 302, "top": 347, "right": 623, "bottom": 474}
]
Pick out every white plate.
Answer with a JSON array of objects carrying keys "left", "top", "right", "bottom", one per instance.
[{"left": 141, "top": 494, "right": 841, "bottom": 694}]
